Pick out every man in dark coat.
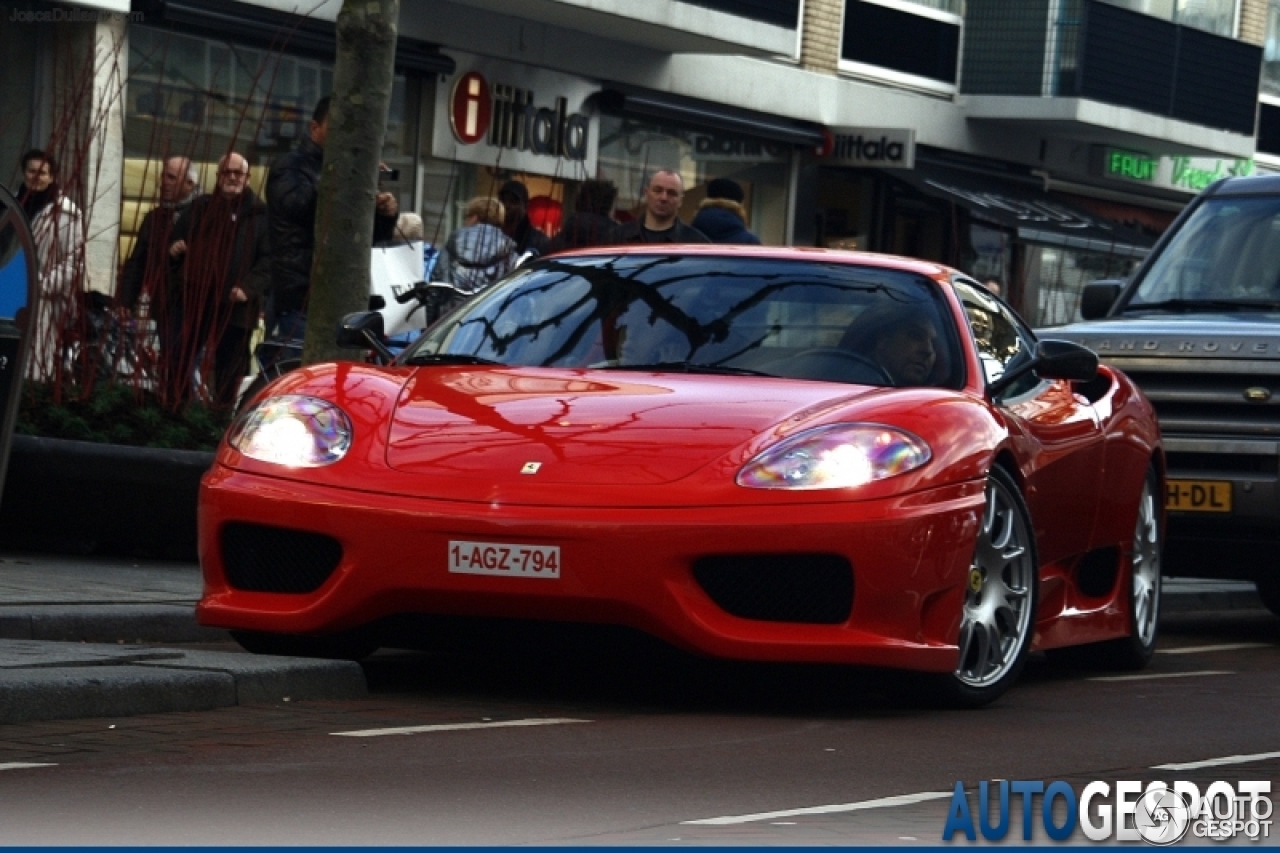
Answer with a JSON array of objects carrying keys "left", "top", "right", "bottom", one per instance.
[
  {"left": 498, "top": 180, "right": 550, "bottom": 257},
  {"left": 265, "top": 96, "right": 397, "bottom": 339},
  {"left": 170, "top": 152, "right": 271, "bottom": 409},
  {"left": 613, "top": 169, "right": 709, "bottom": 244},
  {"left": 117, "top": 156, "right": 199, "bottom": 394},
  {"left": 118, "top": 156, "right": 198, "bottom": 310},
  {"left": 691, "top": 177, "right": 761, "bottom": 245}
]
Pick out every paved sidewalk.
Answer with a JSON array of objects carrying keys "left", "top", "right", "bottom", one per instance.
[
  {"left": 0, "top": 552, "right": 367, "bottom": 724},
  {"left": 0, "top": 551, "right": 1268, "bottom": 725}
]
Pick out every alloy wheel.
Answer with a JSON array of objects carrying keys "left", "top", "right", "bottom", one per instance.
[
  {"left": 955, "top": 471, "right": 1036, "bottom": 688},
  {"left": 1131, "top": 474, "right": 1162, "bottom": 648}
]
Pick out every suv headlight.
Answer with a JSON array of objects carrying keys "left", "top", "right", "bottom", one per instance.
[
  {"left": 737, "top": 423, "right": 930, "bottom": 490},
  {"left": 229, "top": 395, "right": 353, "bottom": 468}
]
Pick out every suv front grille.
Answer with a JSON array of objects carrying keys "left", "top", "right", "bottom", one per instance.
[{"left": 1115, "top": 367, "right": 1280, "bottom": 439}]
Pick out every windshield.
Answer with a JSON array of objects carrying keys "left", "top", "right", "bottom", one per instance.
[
  {"left": 1129, "top": 196, "right": 1280, "bottom": 310},
  {"left": 403, "top": 254, "right": 963, "bottom": 389}
]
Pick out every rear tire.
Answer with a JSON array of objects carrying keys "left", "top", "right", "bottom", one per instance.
[
  {"left": 924, "top": 466, "right": 1038, "bottom": 709},
  {"left": 231, "top": 628, "right": 380, "bottom": 661}
]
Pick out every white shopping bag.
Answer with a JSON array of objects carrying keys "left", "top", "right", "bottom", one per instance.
[{"left": 370, "top": 241, "right": 427, "bottom": 336}]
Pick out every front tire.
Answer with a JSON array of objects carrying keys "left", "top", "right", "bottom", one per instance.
[
  {"left": 927, "top": 466, "right": 1039, "bottom": 709},
  {"left": 231, "top": 628, "right": 380, "bottom": 661}
]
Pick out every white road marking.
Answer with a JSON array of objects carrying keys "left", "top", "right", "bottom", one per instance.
[
  {"left": 1153, "top": 751, "right": 1280, "bottom": 771},
  {"left": 1158, "top": 643, "right": 1271, "bottom": 655},
  {"left": 1088, "top": 670, "right": 1233, "bottom": 682},
  {"left": 681, "top": 791, "right": 954, "bottom": 826},
  {"left": 331, "top": 717, "right": 591, "bottom": 738},
  {"left": 0, "top": 763, "right": 57, "bottom": 771}
]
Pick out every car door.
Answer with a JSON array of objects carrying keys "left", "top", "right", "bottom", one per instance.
[{"left": 955, "top": 280, "right": 1105, "bottom": 565}]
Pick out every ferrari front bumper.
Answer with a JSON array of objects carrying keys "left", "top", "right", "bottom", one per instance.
[{"left": 197, "top": 464, "right": 985, "bottom": 673}]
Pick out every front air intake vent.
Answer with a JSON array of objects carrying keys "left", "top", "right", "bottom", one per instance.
[
  {"left": 692, "top": 554, "right": 853, "bottom": 624},
  {"left": 221, "top": 522, "right": 342, "bottom": 593}
]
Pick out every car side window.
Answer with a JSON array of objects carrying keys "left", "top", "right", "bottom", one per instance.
[{"left": 954, "top": 279, "right": 1038, "bottom": 398}]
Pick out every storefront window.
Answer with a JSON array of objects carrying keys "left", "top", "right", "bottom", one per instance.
[
  {"left": 122, "top": 26, "right": 411, "bottom": 258},
  {"left": 596, "top": 115, "right": 792, "bottom": 244},
  {"left": 1097, "top": 0, "right": 1237, "bottom": 37},
  {"left": 815, "top": 171, "right": 877, "bottom": 250},
  {"left": 1026, "top": 244, "right": 1142, "bottom": 327}
]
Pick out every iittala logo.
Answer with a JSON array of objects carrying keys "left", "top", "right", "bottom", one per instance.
[{"left": 448, "top": 70, "right": 591, "bottom": 161}]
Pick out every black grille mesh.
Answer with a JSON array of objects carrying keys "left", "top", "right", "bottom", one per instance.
[
  {"left": 221, "top": 522, "right": 343, "bottom": 593},
  {"left": 692, "top": 554, "right": 853, "bottom": 624}
]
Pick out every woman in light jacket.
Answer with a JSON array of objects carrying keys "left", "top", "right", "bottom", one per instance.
[{"left": 16, "top": 149, "right": 85, "bottom": 381}]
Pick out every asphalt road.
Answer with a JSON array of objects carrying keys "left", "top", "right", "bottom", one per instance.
[{"left": 0, "top": 607, "right": 1277, "bottom": 846}]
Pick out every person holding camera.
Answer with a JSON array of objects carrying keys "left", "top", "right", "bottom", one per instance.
[{"left": 265, "top": 95, "right": 398, "bottom": 339}]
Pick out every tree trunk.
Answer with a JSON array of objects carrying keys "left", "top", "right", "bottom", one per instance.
[{"left": 303, "top": 0, "right": 398, "bottom": 365}]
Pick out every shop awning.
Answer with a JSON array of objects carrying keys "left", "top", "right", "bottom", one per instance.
[
  {"left": 595, "top": 86, "right": 827, "bottom": 149},
  {"left": 892, "top": 162, "right": 1156, "bottom": 256},
  {"left": 135, "top": 0, "right": 455, "bottom": 77}
]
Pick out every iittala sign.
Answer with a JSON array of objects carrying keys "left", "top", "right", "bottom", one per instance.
[
  {"left": 817, "top": 127, "right": 916, "bottom": 169},
  {"left": 433, "top": 54, "right": 599, "bottom": 177}
]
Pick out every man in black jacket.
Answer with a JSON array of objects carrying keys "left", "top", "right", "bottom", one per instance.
[
  {"left": 117, "top": 156, "right": 199, "bottom": 396},
  {"left": 265, "top": 96, "right": 397, "bottom": 339},
  {"left": 613, "top": 169, "right": 709, "bottom": 244},
  {"left": 118, "top": 156, "right": 198, "bottom": 310},
  {"left": 170, "top": 152, "right": 271, "bottom": 409}
]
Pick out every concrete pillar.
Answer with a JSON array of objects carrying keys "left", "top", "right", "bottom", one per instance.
[{"left": 49, "top": 15, "right": 127, "bottom": 295}]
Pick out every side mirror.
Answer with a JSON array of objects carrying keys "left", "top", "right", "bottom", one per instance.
[
  {"left": 337, "top": 311, "right": 395, "bottom": 364},
  {"left": 988, "top": 339, "right": 1098, "bottom": 398},
  {"left": 1080, "top": 280, "right": 1124, "bottom": 320},
  {"left": 1033, "top": 338, "right": 1099, "bottom": 382}
]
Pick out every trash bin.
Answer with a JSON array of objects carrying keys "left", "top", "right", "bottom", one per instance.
[{"left": 0, "top": 185, "right": 38, "bottom": 506}]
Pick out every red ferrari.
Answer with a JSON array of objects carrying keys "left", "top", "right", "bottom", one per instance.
[{"left": 198, "top": 246, "right": 1164, "bottom": 707}]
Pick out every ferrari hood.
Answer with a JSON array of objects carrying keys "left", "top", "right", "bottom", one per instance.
[{"left": 384, "top": 367, "right": 873, "bottom": 485}]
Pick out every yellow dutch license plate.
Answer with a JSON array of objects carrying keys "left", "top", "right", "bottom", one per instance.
[{"left": 1166, "top": 479, "right": 1232, "bottom": 512}]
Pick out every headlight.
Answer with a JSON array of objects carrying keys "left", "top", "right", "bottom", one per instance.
[
  {"left": 228, "top": 395, "right": 353, "bottom": 468},
  {"left": 737, "top": 423, "right": 931, "bottom": 490}
]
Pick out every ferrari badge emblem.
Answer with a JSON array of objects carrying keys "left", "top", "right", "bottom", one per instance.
[{"left": 521, "top": 462, "right": 542, "bottom": 475}]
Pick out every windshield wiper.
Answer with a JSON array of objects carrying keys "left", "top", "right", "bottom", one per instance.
[
  {"left": 598, "top": 361, "right": 774, "bottom": 377},
  {"left": 404, "top": 352, "right": 504, "bottom": 366},
  {"left": 1129, "top": 298, "right": 1280, "bottom": 313}
]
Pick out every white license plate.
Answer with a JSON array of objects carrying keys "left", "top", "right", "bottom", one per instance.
[{"left": 448, "top": 540, "right": 561, "bottom": 578}]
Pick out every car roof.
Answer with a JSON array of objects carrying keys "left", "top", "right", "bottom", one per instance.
[
  {"left": 1210, "top": 174, "right": 1280, "bottom": 196},
  {"left": 547, "top": 244, "right": 954, "bottom": 278}
]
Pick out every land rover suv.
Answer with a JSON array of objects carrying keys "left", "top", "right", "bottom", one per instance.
[{"left": 1054, "top": 174, "right": 1280, "bottom": 615}]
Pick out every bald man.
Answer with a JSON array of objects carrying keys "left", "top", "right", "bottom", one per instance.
[
  {"left": 613, "top": 169, "right": 709, "bottom": 244},
  {"left": 169, "top": 152, "right": 271, "bottom": 408}
]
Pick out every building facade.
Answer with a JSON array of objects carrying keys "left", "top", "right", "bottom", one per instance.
[{"left": 3, "top": 0, "right": 1267, "bottom": 327}]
